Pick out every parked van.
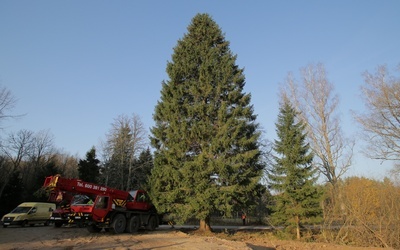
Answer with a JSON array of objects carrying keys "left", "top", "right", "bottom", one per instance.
[{"left": 1, "top": 202, "right": 55, "bottom": 228}]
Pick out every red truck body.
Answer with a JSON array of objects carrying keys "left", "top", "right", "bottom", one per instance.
[{"left": 47, "top": 191, "right": 73, "bottom": 227}]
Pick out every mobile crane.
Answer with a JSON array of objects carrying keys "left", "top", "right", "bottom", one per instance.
[
  {"left": 46, "top": 190, "right": 74, "bottom": 227},
  {"left": 43, "top": 175, "right": 159, "bottom": 233},
  {"left": 43, "top": 177, "right": 96, "bottom": 227}
]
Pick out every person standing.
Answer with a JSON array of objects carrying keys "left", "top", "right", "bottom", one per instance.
[{"left": 241, "top": 212, "right": 246, "bottom": 225}]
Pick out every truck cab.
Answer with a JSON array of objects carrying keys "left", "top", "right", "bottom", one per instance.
[
  {"left": 68, "top": 194, "right": 94, "bottom": 227},
  {"left": 128, "top": 190, "right": 153, "bottom": 211}
]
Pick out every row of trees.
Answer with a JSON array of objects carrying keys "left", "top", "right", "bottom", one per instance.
[
  {"left": 147, "top": 13, "right": 334, "bottom": 234},
  {"left": 0, "top": 130, "right": 153, "bottom": 217},
  {"left": 100, "top": 114, "right": 152, "bottom": 190},
  {"left": 1, "top": 12, "right": 399, "bottom": 247},
  {"left": 0, "top": 102, "right": 153, "bottom": 216},
  {"left": 0, "top": 129, "right": 78, "bottom": 215},
  {"left": 147, "top": 13, "right": 400, "bottom": 248}
]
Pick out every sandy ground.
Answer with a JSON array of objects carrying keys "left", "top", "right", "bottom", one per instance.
[{"left": 0, "top": 224, "right": 389, "bottom": 250}]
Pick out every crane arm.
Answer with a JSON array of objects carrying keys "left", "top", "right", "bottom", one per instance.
[{"left": 43, "top": 175, "right": 131, "bottom": 200}]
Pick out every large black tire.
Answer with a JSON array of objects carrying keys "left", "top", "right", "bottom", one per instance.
[
  {"left": 146, "top": 215, "right": 157, "bottom": 231},
  {"left": 111, "top": 214, "right": 126, "bottom": 234},
  {"left": 3, "top": 225, "right": 7, "bottom": 228},
  {"left": 87, "top": 224, "right": 102, "bottom": 233},
  {"left": 54, "top": 221, "right": 63, "bottom": 228},
  {"left": 21, "top": 220, "right": 28, "bottom": 227},
  {"left": 125, "top": 216, "right": 140, "bottom": 233}
]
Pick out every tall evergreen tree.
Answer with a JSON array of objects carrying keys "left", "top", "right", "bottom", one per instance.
[
  {"left": 269, "top": 99, "right": 322, "bottom": 239},
  {"left": 150, "top": 13, "right": 263, "bottom": 231},
  {"left": 78, "top": 147, "right": 100, "bottom": 183}
]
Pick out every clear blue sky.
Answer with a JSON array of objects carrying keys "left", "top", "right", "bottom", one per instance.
[{"left": 1, "top": 1, "right": 399, "bottom": 179}]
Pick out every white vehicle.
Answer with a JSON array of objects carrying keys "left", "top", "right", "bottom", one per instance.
[{"left": 1, "top": 202, "right": 55, "bottom": 228}]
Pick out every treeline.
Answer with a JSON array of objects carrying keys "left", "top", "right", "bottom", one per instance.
[
  {"left": 0, "top": 129, "right": 78, "bottom": 216},
  {"left": 322, "top": 177, "right": 400, "bottom": 248},
  {"left": 1, "top": 13, "right": 400, "bottom": 248},
  {"left": 0, "top": 115, "right": 153, "bottom": 217}
]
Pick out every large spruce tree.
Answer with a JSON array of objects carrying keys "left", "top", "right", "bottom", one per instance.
[
  {"left": 150, "top": 13, "right": 263, "bottom": 231},
  {"left": 269, "top": 99, "right": 322, "bottom": 239}
]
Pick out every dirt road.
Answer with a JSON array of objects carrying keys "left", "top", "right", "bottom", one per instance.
[
  {"left": 0, "top": 224, "right": 388, "bottom": 250},
  {"left": 0, "top": 225, "right": 251, "bottom": 250}
]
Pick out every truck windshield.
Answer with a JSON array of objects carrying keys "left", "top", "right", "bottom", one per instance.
[
  {"left": 72, "top": 195, "right": 93, "bottom": 205},
  {"left": 129, "top": 190, "right": 137, "bottom": 200},
  {"left": 95, "top": 196, "right": 108, "bottom": 209},
  {"left": 11, "top": 207, "right": 32, "bottom": 213}
]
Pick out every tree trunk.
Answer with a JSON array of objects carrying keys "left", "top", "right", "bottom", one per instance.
[
  {"left": 127, "top": 162, "right": 132, "bottom": 191},
  {"left": 296, "top": 215, "right": 301, "bottom": 240},
  {"left": 0, "top": 180, "right": 8, "bottom": 200},
  {"left": 198, "top": 216, "right": 211, "bottom": 232}
]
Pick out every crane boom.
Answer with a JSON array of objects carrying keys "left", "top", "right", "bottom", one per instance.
[{"left": 43, "top": 175, "right": 131, "bottom": 200}]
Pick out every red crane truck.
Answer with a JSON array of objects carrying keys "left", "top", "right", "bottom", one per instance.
[
  {"left": 43, "top": 175, "right": 159, "bottom": 233},
  {"left": 43, "top": 177, "right": 95, "bottom": 227},
  {"left": 47, "top": 191, "right": 74, "bottom": 227}
]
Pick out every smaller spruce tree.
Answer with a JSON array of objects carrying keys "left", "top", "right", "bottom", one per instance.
[
  {"left": 78, "top": 147, "right": 100, "bottom": 183},
  {"left": 269, "top": 99, "right": 322, "bottom": 239},
  {"left": 131, "top": 148, "right": 154, "bottom": 190}
]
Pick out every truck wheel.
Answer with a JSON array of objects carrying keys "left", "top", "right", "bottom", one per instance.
[
  {"left": 111, "top": 214, "right": 126, "bottom": 234},
  {"left": 87, "top": 224, "right": 102, "bottom": 233},
  {"left": 54, "top": 221, "right": 63, "bottom": 228},
  {"left": 146, "top": 215, "right": 157, "bottom": 231},
  {"left": 125, "top": 216, "right": 140, "bottom": 233}
]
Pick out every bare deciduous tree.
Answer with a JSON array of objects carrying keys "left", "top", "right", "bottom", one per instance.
[
  {"left": 0, "top": 85, "right": 23, "bottom": 129},
  {"left": 282, "top": 63, "right": 354, "bottom": 186},
  {"left": 338, "top": 177, "right": 400, "bottom": 248},
  {"left": 30, "top": 129, "right": 55, "bottom": 164},
  {"left": 0, "top": 129, "right": 58, "bottom": 200},
  {"left": 353, "top": 64, "right": 400, "bottom": 164},
  {"left": 52, "top": 152, "right": 79, "bottom": 178},
  {"left": 127, "top": 114, "right": 147, "bottom": 189},
  {"left": 0, "top": 129, "right": 34, "bottom": 199},
  {"left": 21, "top": 130, "right": 56, "bottom": 192},
  {"left": 102, "top": 114, "right": 147, "bottom": 190}
]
